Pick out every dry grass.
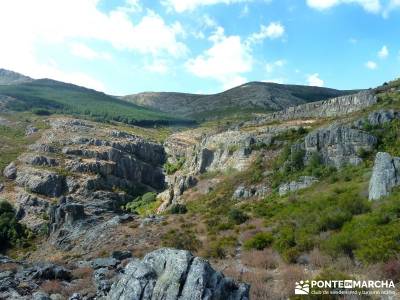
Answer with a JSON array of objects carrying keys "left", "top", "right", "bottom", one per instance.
[
  {"left": 279, "top": 264, "right": 306, "bottom": 298},
  {"left": 309, "top": 248, "right": 332, "bottom": 269},
  {"left": 241, "top": 248, "right": 280, "bottom": 270},
  {"left": 71, "top": 267, "right": 93, "bottom": 279},
  {"left": 40, "top": 280, "right": 66, "bottom": 295},
  {"left": 0, "top": 262, "right": 19, "bottom": 272}
]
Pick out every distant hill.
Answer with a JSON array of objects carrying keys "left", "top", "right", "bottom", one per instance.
[
  {"left": 0, "top": 69, "right": 33, "bottom": 85},
  {"left": 124, "top": 82, "right": 358, "bottom": 120},
  {"left": 0, "top": 75, "right": 192, "bottom": 126}
]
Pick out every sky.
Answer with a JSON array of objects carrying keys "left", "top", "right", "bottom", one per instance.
[{"left": 0, "top": 0, "right": 399, "bottom": 95}]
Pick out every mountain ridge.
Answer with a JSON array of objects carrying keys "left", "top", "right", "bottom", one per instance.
[{"left": 124, "top": 81, "right": 359, "bottom": 120}]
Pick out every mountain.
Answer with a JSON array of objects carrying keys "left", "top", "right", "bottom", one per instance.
[
  {"left": 0, "top": 68, "right": 33, "bottom": 85},
  {"left": 0, "top": 74, "right": 193, "bottom": 126},
  {"left": 124, "top": 82, "right": 358, "bottom": 119}
]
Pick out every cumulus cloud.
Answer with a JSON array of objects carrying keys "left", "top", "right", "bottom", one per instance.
[
  {"left": 365, "top": 61, "right": 378, "bottom": 69},
  {"left": 306, "top": 0, "right": 381, "bottom": 13},
  {"left": 307, "top": 0, "right": 400, "bottom": 15},
  {"left": 307, "top": 73, "right": 324, "bottom": 86},
  {"left": 0, "top": 0, "right": 187, "bottom": 91},
  {"left": 186, "top": 27, "right": 252, "bottom": 90},
  {"left": 247, "top": 22, "right": 285, "bottom": 44},
  {"left": 162, "top": 0, "right": 250, "bottom": 13},
  {"left": 144, "top": 59, "right": 170, "bottom": 74},
  {"left": 70, "top": 43, "right": 112, "bottom": 60},
  {"left": 378, "top": 45, "right": 389, "bottom": 59},
  {"left": 265, "top": 59, "right": 286, "bottom": 73}
]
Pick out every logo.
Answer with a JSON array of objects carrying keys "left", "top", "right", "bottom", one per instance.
[{"left": 295, "top": 280, "right": 310, "bottom": 295}]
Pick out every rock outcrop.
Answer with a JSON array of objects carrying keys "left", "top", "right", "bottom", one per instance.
[
  {"left": 369, "top": 152, "right": 400, "bottom": 200},
  {"left": 108, "top": 248, "right": 250, "bottom": 300},
  {"left": 16, "top": 168, "right": 65, "bottom": 197},
  {"left": 354, "top": 109, "right": 400, "bottom": 129},
  {"left": 233, "top": 185, "right": 269, "bottom": 199},
  {"left": 279, "top": 176, "right": 318, "bottom": 196},
  {"left": 3, "top": 162, "right": 17, "bottom": 179},
  {"left": 302, "top": 124, "right": 377, "bottom": 168},
  {"left": 248, "top": 91, "right": 377, "bottom": 126}
]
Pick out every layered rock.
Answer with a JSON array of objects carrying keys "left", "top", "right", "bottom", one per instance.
[
  {"left": 233, "top": 185, "right": 269, "bottom": 199},
  {"left": 302, "top": 124, "right": 377, "bottom": 168},
  {"left": 15, "top": 168, "right": 65, "bottom": 197},
  {"left": 279, "top": 176, "right": 318, "bottom": 196},
  {"left": 248, "top": 91, "right": 377, "bottom": 126},
  {"left": 369, "top": 152, "right": 400, "bottom": 200},
  {"left": 354, "top": 109, "right": 400, "bottom": 129},
  {"left": 3, "top": 162, "right": 17, "bottom": 179},
  {"left": 108, "top": 248, "right": 250, "bottom": 300}
]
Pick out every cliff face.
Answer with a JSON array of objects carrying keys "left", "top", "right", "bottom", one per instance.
[{"left": 247, "top": 91, "right": 377, "bottom": 126}]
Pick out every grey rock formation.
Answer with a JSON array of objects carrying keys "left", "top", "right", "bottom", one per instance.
[
  {"left": 0, "top": 183, "right": 4, "bottom": 192},
  {"left": 20, "top": 154, "right": 58, "bottom": 167},
  {"left": 49, "top": 200, "right": 85, "bottom": 232},
  {"left": 249, "top": 91, "right": 377, "bottom": 125},
  {"left": 108, "top": 248, "right": 249, "bottom": 300},
  {"left": 279, "top": 176, "right": 318, "bottom": 196},
  {"left": 369, "top": 152, "right": 400, "bottom": 200},
  {"left": 354, "top": 109, "right": 400, "bottom": 129},
  {"left": 91, "top": 257, "right": 119, "bottom": 269},
  {"left": 303, "top": 124, "right": 377, "bottom": 168},
  {"left": 16, "top": 168, "right": 65, "bottom": 197},
  {"left": 233, "top": 185, "right": 269, "bottom": 199},
  {"left": 3, "top": 162, "right": 17, "bottom": 179},
  {"left": 25, "top": 125, "right": 38, "bottom": 136},
  {"left": 16, "top": 193, "right": 49, "bottom": 230}
]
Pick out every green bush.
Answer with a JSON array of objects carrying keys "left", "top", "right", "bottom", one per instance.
[
  {"left": 228, "top": 209, "right": 249, "bottom": 225},
  {"left": 162, "top": 228, "right": 202, "bottom": 252},
  {"left": 170, "top": 204, "right": 188, "bottom": 214},
  {"left": 0, "top": 200, "right": 30, "bottom": 252},
  {"left": 124, "top": 192, "right": 157, "bottom": 215},
  {"left": 244, "top": 232, "right": 273, "bottom": 250},
  {"left": 164, "top": 158, "right": 185, "bottom": 175}
]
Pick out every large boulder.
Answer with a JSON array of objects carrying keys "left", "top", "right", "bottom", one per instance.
[
  {"left": 369, "top": 152, "right": 400, "bottom": 200},
  {"left": 3, "top": 162, "right": 17, "bottom": 179},
  {"left": 15, "top": 168, "right": 65, "bottom": 197},
  {"left": 354, "top": 109, "right": 400, "bottom": 129},
  {"left": 304, "top": 124, "right": 377, "bottom": 168},
  {"left": 108, "top": 248, "right": 250, "bottom": 300}
]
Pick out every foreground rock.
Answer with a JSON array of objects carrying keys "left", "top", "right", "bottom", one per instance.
[
  {"left": 279, "top": 176, "right": 318, "bottom": 196},
  {"left": 108, "top": 248, "right": 250, "bottom": 300},
  {"left": 369, "top": 152, "right": 400, "bottom": 200}
]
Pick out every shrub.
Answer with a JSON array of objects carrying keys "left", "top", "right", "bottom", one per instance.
[
  {"left": 244, "top": 232, "right": 273, "bottom": 250},
  {"left": 0, "top": 200, "right": 30, "bottom": 252},
  {"left": 124, "top": 192, "right": 157, "bottom": 215},
  {"left": 161, "top": 229, "right": 202, "bottom": 252},
  {"left": 228, "top": 209, "right": 249, "bottom": 225},
  {"left": 170, "top": 204, "right": 188, "bottom": 214},
  {"left": 206, "top": 236, "right": 237, "bottom": 258},
  {"left": 164, "top": 157, "right": 185, "bottom": 175}
]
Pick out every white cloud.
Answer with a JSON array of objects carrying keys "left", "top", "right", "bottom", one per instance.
[
  {"left": 378, "top": 45, "right": 389, "bottom": 59},
  {"left": 306, "top": 0, "right": 381, "bottom": 13},
  {"left": 365, "top": 60, "right": 378, "bottom": 69},
  {"left": 307, "top": 73, "right": 324, "bottom": 86},
  {"left": 0, "top": 0, "right": 188, "bottom": 91},
  {"left": 144, "top": 59, "right": 170, "bottom": 74},
  {"left": 265, "top": 59, "right": 286, "bottom": 73},
  {"left": 307, "top": 0, "right": 400, "bottom": 15},
  {"left": 162, "top": 0, "right": 250, "bottom": 13},
  {"left": 186, "top": 27, "right": 252, "bottom": 90},
  {"left": 70, "top": 43, "right": 112, "bottom": 60},
  {"left": 247, "top": 22, "right": 285, "bottom": 44}
]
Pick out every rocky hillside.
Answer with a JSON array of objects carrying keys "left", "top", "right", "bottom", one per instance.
[
  {"left": 124, "top": 82, "right": 356, "bottom": 119},
  {"left": 0, "top": 78, "right": 399, "bottom": 299},
  {"left": 0, "top": 69, "right": 33, "bottom": 85}
]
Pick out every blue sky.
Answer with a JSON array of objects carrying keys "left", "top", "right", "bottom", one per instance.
[{"left": 0, "top": 0, "right": 399, "bottom": 95}]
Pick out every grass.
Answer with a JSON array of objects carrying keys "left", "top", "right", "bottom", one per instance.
[{"left": 0, "top": 79, "right": 194, "bottom": 126}]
